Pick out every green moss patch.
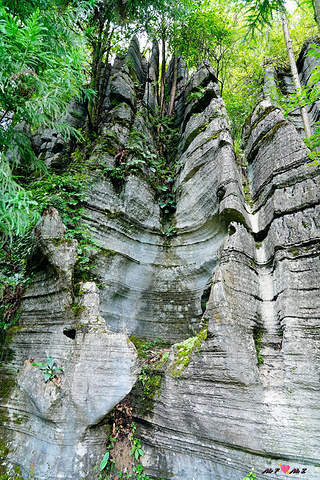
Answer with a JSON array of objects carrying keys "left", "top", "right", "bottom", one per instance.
[
  {"left": 169, "top": 325, "right": 208, "bottom": 377},
  {"left": 253, "top": 325, "right": 264, "bottom": 365},
  {"left": 0, "top": 377, "right": 15, "bottom": 399},
  {"left": 129, "top": 336, "right": 172, "bottom": 416},
  {"left": 129, "top": 336, "right": 171, "bottom": 360},
  {"left": 50, "top": 238, "right": 74, "bottom": 247},
  {"left": 131, "top": 367, "right": 164, "bottom": 416},
  {"left": 72, "top": 304, "right": 86, "bottom": 318}
]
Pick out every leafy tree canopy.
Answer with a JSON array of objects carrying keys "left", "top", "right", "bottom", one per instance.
[{"left": 0, "top": 0, "right": 92, "bottom": 241}]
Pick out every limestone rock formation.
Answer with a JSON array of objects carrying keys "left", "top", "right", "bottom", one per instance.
[
  {"left": 1, "top": 36, "right": 320, "bottom": 480},
  {"left": 0, "top": 209, "right": 139, "bottom": 480},
  {"left": 139, "top": 96, "right": 320, "bottom": 479},
  {"left": 32, "top": 100, "right": 87, "bottom": 169}
]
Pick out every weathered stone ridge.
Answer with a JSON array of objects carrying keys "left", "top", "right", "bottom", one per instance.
[
  {"left": 0, "top": 209, "right": 139, "bottom": 480},
  {"left": 0, "top": 36, "right": 320, "bottom": 480},
  {"left": 136, "top": 59, "right": 320, "bottom": 479},
  {"left": 83, "top": 56, "right": 229, "bottom": 343}
]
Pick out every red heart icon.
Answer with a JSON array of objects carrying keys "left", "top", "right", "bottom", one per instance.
[{"left": 281, "top": 465, "right": 290, "bottom": 473}]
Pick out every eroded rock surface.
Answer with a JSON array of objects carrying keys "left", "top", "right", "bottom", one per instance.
[
  {"left": 82, "top": 53, "right": 228, "bottom": 344},
  {"left": 137, "top": 95, "right": 320, "bottom": 480},
  {"left": 1, "top": 36, "right": 320, "bottom": 480},
  {"left": 0, "top": 210, "right": 138, "bottom": 480},
  {"left": 33, "top": 100, "right": 87, "bottom": 169}
]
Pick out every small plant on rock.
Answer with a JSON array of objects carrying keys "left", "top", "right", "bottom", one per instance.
[
  {"left": 130, "top": 438, "right": 144, "bottom": 461},
  {"left": 243, "top": 470, "right": 256, "bottom": 480},
  {"left": 99, "top": 452, "right": 110, "bottom": 471},
  {"left": 32, "top": 356, "right": 63, "bottom": 384}
]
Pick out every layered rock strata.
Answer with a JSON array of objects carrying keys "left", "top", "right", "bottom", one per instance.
[
  {"left": 0, "top": 208, "right": 138, "bottom": 480},
  {"left": 83, "top": 55, "right": 230, "bottom": 343},
  {"left": 138, "top": 98, "right": 320, "bottom": 480},
  {"left": 0, "top": 36, "right": 319, "bottom": 480}
]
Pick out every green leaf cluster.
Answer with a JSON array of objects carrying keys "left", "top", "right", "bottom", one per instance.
[
  {"left": 100, "top": 451, "right": 110, "bottom": 471},
  {"left": 32, "top": 355, "right": 63, "bottom": 383},
  {"left": 0, "top": 0, "right": 93, "bottom": 244},
  {"left": 130, "top": 438, "right": 144, "bottom": 461},
  {"left": 169, "top": 324, "right": 208, "bottom": 377},
  {"left": 243, "top": 470, "right": 257, "bottom": 480},
  {"left": 0, "top": 160, "right": 40, "bottom": 244}
]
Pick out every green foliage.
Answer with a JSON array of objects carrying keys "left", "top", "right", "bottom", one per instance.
[
  {"left": 149, "top": 113, "right": 179, "bottom": 230},
  {"left": 224, "top": 2, "right": 317, "bottom": 135},
  {"left": 129, "top": 336, "right": 170, "bottom": 416},
  {"left": 0, "top": 2, "right": 91, "bottom": 133},
  {"left": 138, "top": 0, "right": 193, "bottom": 53},
  {"left": 97, "top": 418, "right": 168, "bottom": 480},
  {"left": 188, "top": 86, "right": 206, "bottom": 103},
  {"left": 174, "top": 0, "right": 239, "bottom": 93},
  {"left": 97, "top": 111, "right": 179, "bottom": 236},
  {"left": 0, "top": 168, "right": 95, "bottom": 358},
  {"left": 130, "top": 438, "right": 144, "bottom": 461},
  {"left": 253, "top": 326, "right": 264, "bottom": 365},
  {"left": 0, "top": 227, "right": 33, "bottom": 302},
  {"left": 133, "top": 366, "right": 164, "bottom": 415},
  {"left": 0, "top": 160, "right": 40, "bottom": 245},
  {"left": 96, "top": 434, "right": 116, "bottom": 478},
  {"left": 243, "top": 470, "right": 257, "bottom": 480},
  {"left": 0, "top": 0, "right": 93, "bottom": 244},
  {"left": 0, "top": 294, "right": 21, "bottom": 333},
  {"left": 296, "top": 45, "right": 320, "bottom": 158},
  {"left": 100, "top": 452, "right": 110, "bottom": 471},
  {"left": 132, "top": 464, "right": 167, "bottom": 480},
  {"left": 32, "top": 356, "right": 63, "bottom": 383},
  {"left": 0, "top": 231, "right": 35, "bottom": 365},
  {"left": 161, "top": 223, "right": 177, "bottom": 239},
  {"left": 244, "top": 0, "right": 286, "bottom": 33},
  {"left": 31, "top": 172, "right": 89, "bottom": 230},
  {"left": 116, "top": 463, "right": 168, "bottom": 480},
  {"left": 129, "top": 336, "right": 171, "bottom": 359},
  {"left": 30, "top": 171, "right": 100, "bottom": 281},
  {"left": 161, "top": 351, "right": 169, "bottom": 362},
  {"left": 279, "top": 39, "right": 320, "bottom": 125},
  {"left": 72, "top": 303, "right": 86, "bottom": 318},
  {"left": 169, "top": 324, "right": 208, "bottom": 377},
  {"left": 0, "top": 467, "right": 24, "bottom": 480}
]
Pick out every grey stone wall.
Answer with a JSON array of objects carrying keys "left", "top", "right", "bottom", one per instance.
[
  {"left": 138, "top": 96, "right": 320, "bottom": 480},
  {"left": 0, "top": 209, "right": 139, "bottom": 480},
  {"left": 1, "top": 36, "right": 319, "bottom": 480}
]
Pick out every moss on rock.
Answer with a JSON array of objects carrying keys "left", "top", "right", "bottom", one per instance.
[{"left": 169, "top": 325, "right": 208, "bottom": 378}]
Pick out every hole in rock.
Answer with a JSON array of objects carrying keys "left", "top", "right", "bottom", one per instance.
[
  {"left": 253, "top": 227, "right": 268, "bottom": 243},
  {"left": 52, "top": 142, "right": 64, "bottom": 154},
  {"left": 217, "top": 186, "right": 226, "bottom": 201},
  {"left": 228, "top": 224, "right": 236, "bottom": 236},
  {"left": 63, "top": 328, "right": 76, "bottom": 340},
  {"left": 218, "top": 138, "right": 231, "bottom": 149}
]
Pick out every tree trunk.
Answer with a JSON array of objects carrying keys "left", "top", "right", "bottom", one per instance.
[
  {"left": 167, "top": 55, "right": 178, "bottom": 118},
  {"left": 281, "top": 13, "right": 312, "bottom": 138},
  {"left": 312, "top": 0, "right": 320, "bottom": 32},
  {"left": 160, "top": 29, "right": 166, "bottom": 115}
]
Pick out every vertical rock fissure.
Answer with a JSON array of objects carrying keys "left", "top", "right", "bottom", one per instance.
[{"left": 254, "top": 230, "right": 285, "bottom": 387}]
